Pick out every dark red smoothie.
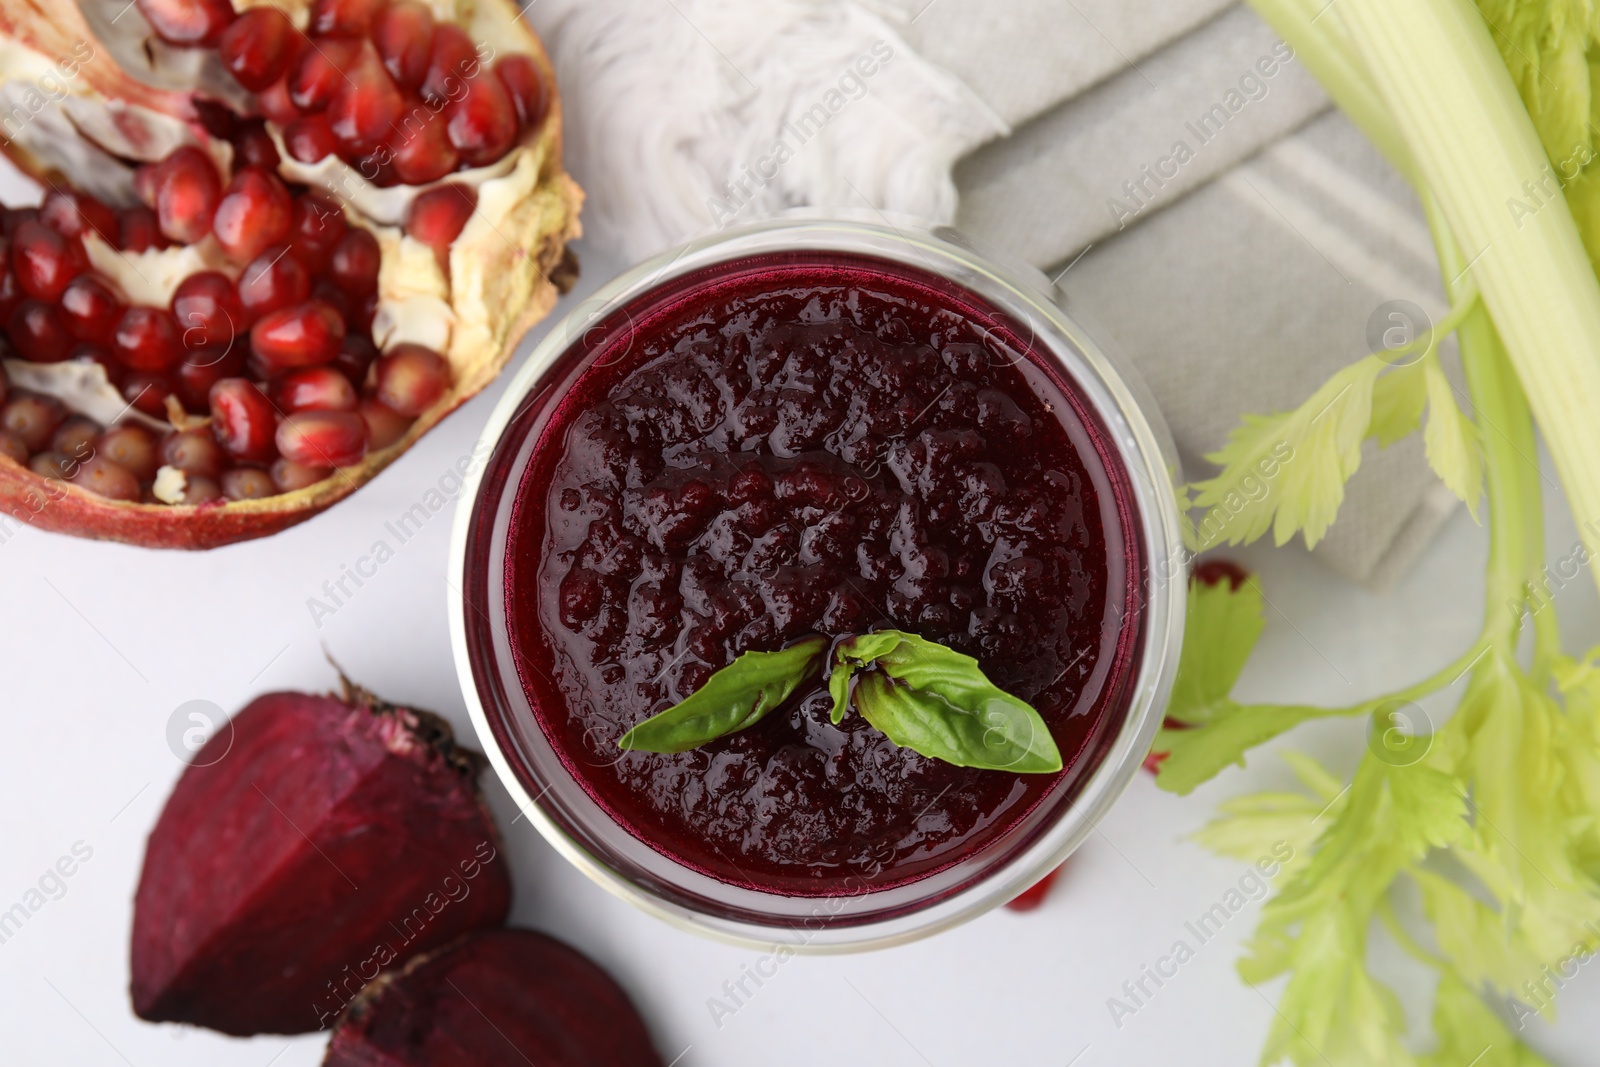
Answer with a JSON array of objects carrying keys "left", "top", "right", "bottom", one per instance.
[{"left": 502, "top": 254, "right": 1142, "bottom": 896}]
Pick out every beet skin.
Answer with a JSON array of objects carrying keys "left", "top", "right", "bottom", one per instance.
[
  {"left": 131, "top": 689, "right": 511, "bottom": 1035},
  {"left": 325, "top": 929, "right": 663, "bottom": 1066}
]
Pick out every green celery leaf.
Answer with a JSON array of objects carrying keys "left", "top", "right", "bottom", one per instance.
[
  {"left": 1473, "top": 0, "right": 1592, "bottom": 168},
  {"left": 1421, "top": 973, "right": 1555, "bottom": 1067},
  {"left": 1280, "top": 750, "right": 1347, "bottom": 804},
  {"left": 853, "top": 670, "right": 1062, "bottom": 773},
  {"left": 1384, "top": 763, "right": 1470, "bottom": 858},
  {"left": 618, "top": 637, "right": 826, "bottom": 753},
  {"left": 1421, "top": 354, "right": 1484, "bottom": 517},
  {"left": 1192, "top": 355, "right": 1386, "bottom": 550},
  {"left": 1261, "top": 905, "right": 1413, "bottom": 1067},
  {"left": 1413, "top": 868, "right": 1547, "bottom": 1003},
  {"left": 1167, "top": 574, "right": 1265, "bottom": 725},
  {"left": 1192, "top": 787, "right": 1327, "bottom": 863},
  {"left": 1155, "top": 702, "right": 1324, "bottom": 795},
  {"left": 1368, "top": 359, "right": 1428, "bottom": 447}
]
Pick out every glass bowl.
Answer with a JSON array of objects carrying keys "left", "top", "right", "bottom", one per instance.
[{"left": 448, "top": 216, "right": 1186, "bottom": 951}]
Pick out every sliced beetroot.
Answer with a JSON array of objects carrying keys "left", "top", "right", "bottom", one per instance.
[
  {"left": 325, "top": 930, "right": 662, "bottom": 1066},
  {"left": 130, "top": 685, "right": 512, "bottom": 1035}
]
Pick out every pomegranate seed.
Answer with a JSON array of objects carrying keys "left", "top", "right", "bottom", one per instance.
[
  {"left": 276, "top": 410, "right": 367, "bottom": 468},
  {"left": 445, "top": 76, "right": 518, "bottom": 167},
  {"left": 162, "top": 427, "right": 224, "bottom": 477},
  {"left": 97, "top": 424, "right": 161, "bottom": 482},
  {"left": 287, "top": 195, "right": 347, "bottom": 271},
  {"left": 8, "top": 300, "right": 74, "bottom": 362},
  {"left": 334, "top": 332, "right": 377, "bottom": 383},
  {"left": 171, "top": 271, "right": 244, "bottom": 350},
  {"left": 219, "top": 7, "right": 296, "bottom": 91},
  {"left": 210, "top": 378, "right": 279, "bottom": 462},
  {"left": 310, "top": 278, "right": 352, "bottom": 324},
  {"left": 222, "top": 467, "right": 276, "bottom": 500},
  {"left": 135, "top": 0, "right": 235, "bottom": 46},
  {"left": 270, "top": 456, "right": 332, "bottom": 491},
  {"left": 39, "top": 189, "right": 118, "bottom": 244},
  {"left": 328, "top": 229, "right": 380, "bottom": 297},
  {"left": 275, "top": 365, "right": 358, "bottom": 412},
  {"left": 2, "top": 392, "right": 66, "bottom": 451},
  {"left": 420, "top": 25, "right": 481, "bottom": 106},
  {"left": 406, "top": 183, "right": 475, "bottom": 262},
  {"left": 354, "top": 291, "right": 379, "bottom": 334},
  {"left": 310, "top": 0, "right": 386, "bottom": 35},
  {"left": 72, "top": 455, "right": 141, "bottom": 500},
  {"left": 212, "top": 168, "right": 293, "bottom": 264},
  {"left": 257, "top": 76, "right": 300, "bottom": 125},
  {"left": 329, "top": 48, "right": 405, "bottom": 156},
  {"left": 12, "top": 220, "right": 84, "bottom": 301},
  {"left": 289, "top": 38, "right": 361, "bottom": 113},
  {"left": 389, "top": 107, "right": 459, "bottom": 183},
  {"left": 30, "top": 451, "right": 71, "bottom": 479},
  {"left": 374, "top": 343, "right": 448, "bottom": 416},
  {"left": 152, "top": 147, "right": 222, "bottom": 245},
  {"left": 119, "top": 207, "right": 163, "bottom": 253},
  {"left": 0, "top": 430, "right": 26, "bottom": 465},
  {"left": 250, "top": 300, "right": 345, "bottom": 374},
  {"left": 284, "top": 115, "right": 339, "bottom": 165},
  {"left": 0, "top": 208, "right": 35, "bottom": 237},
  {"left": 181, "top": 476, "right": 223, "bottom": 504},
  {"left": 374, "top": 2, "right": 435, "bottom": 90},
  {"left": 238, "top": 246, "right": 311, "bottom": 321},
  {"left": 0, "top": 269, "right": 23, "bottom": 322},
  {"left": 112, "top": 306, "right": 184, "bottom": 372},
  {"left": 232, "top": 120, "right": 282, "bottom": 171},
  {"left": 176, "top": 345, "right": 247, "bottom": 413},
  {"left": 193, "top": 98, "right": 239, "bottom": 140},
  {"left": 357, "top": 152, "right": 401, "bottom": 187},
  {"left": 496, "top": 55, "right": 548, "bottom": 131},
  {"left": 51, "top": 415, "right": 103, "bottom": 458},
  {"left": 60, "top": 275, "right": 125, "bottom": 344},
  {"left": 122, "top": 373, "right": 175, "bottom": 419},
  {"left": 359, "top": 396, "right": 412, "bottom": 449}
]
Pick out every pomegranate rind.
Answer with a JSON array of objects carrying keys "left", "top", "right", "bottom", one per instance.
[
  {"left": 130, "top": 689, "right": 513, "bottom": 1035},
  {"left": 324, "top": 929, "right": 663, "bottom": 1066},
  {"left": 0, "top": 0, "right": 582, "bottom": 549}
]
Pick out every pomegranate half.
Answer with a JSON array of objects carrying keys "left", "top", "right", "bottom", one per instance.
[{"left": 0, "top": 0, "right": 582, "bottom": 548}]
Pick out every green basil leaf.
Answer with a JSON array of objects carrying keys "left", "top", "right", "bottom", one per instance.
[
  {"left": 854, "top": 672, "right": 1062, "bottom": 773},
  {"left": 617, "top": 637, "right": 827, "bottom": 753},
  {"left": 826, "top": 631, "right": 903, "bottom": 724}
]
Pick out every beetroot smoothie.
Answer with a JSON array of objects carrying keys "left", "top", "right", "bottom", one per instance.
[{"left": 501, "top": 253, "right": 1144, "bottom": 895}]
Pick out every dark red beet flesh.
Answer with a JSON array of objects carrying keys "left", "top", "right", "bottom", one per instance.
[
  {"left": 501, "top": 255, "right": 1143, "bottom": 895},
  {"left": 130, "top": 688, "right": 511, "bottom": 1035},
  {"left": 324, "top": 929, "right": 662, "bottom": 1067}
]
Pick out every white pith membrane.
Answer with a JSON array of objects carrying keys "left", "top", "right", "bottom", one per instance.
[{"left": 0, "top": 0, "right": 581, "bottom": 535}]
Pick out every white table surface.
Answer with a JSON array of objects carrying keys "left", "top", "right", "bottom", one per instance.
[{"left": 2, "top": 216, "right": 1597, "bottom": 1066}]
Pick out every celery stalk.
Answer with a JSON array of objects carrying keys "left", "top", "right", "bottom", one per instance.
[{"left": 1337, "top": 0, "right": 1600, "bottom": 600}]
